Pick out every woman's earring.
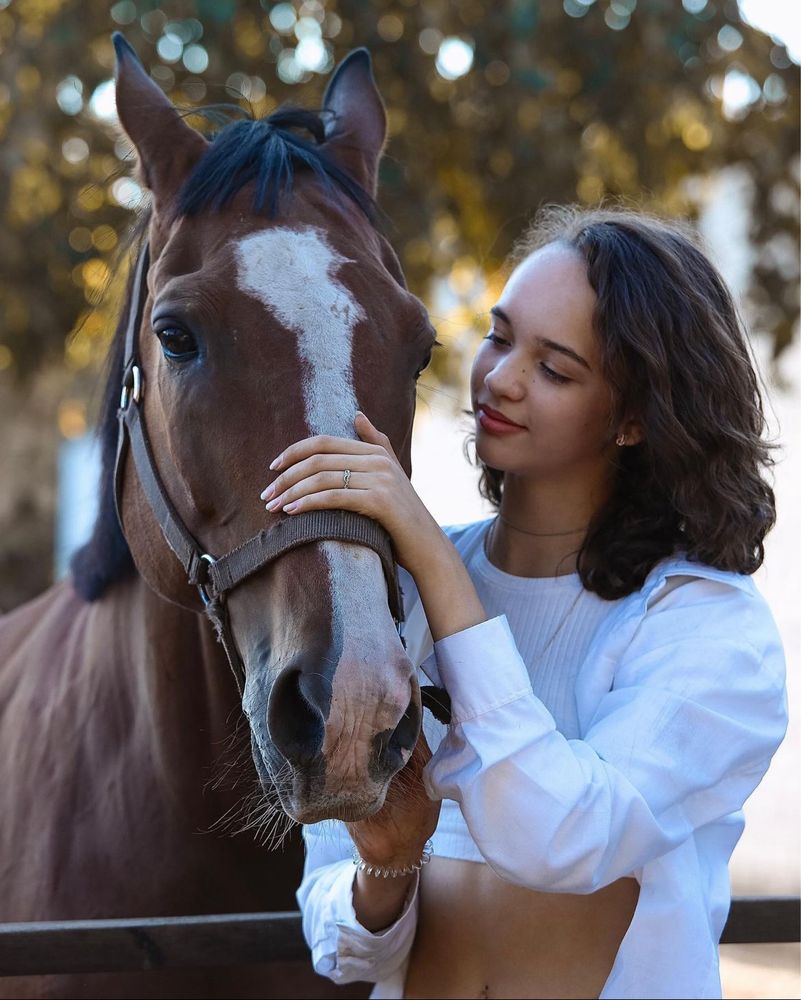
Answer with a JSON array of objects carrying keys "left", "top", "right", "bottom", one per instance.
[{"left": 616, "top": 433, "right": 626, "bottom": 447}]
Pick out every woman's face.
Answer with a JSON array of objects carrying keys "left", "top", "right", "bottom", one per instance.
[{"left": 470, "top": 243, "right": 619, "bottom": 485}]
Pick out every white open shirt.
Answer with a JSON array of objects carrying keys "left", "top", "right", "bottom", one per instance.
[{"left": 297, "top": 522, "right": 788, "bottom": 999}]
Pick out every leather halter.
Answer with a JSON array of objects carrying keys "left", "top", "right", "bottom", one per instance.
[{"left": 113, "top": 242, "right": 404, "bottom": 696}]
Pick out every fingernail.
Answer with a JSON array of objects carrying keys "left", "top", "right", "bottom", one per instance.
[
  {"left": 269, "top": 456, "right": 281, "bottom": 471},
  {"left": 283, "top": 502, "right": 298, "bottom": 513},
  {"left": 266, "top": 498, "right": 281, "bottom": 511},
  {"left": 261, "top": 484, "right": 275, "bottom": 501}
]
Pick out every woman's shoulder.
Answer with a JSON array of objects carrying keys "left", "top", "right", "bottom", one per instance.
[
  {"left": 641, "top": 554, "right": 764, "bottom": 609},
  {"left": 580, "top": 555, "right": 786, "bottom": 733},
  {"left": 441, "top": 516, "right": 494, "bottom": 550},
  {"left": 625, "top": 554, "right": 782, "bottom": 662}
]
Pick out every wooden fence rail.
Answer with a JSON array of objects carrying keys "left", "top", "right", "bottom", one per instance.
[{"left": 0, "top": 898, "right": 798, "bottom": 977}]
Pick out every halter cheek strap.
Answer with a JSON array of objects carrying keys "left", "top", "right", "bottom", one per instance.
[{"left": 113, "top": 242, "right": 405, "bottom": 696}]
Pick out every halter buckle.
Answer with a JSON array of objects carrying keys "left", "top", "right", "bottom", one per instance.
[
  {"left": 196, "top": 552, "right": 218, "bottom": 607},
  {"left": 120, "top": 364, "right": 142, "bottom": 410}
]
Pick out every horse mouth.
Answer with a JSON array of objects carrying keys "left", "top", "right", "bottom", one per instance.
[
  {"left": 250, "top": 733, "right": 390, "bottom": 824},
  {"left": 280, "top": 789, "right": 389, "bottom": 826}
]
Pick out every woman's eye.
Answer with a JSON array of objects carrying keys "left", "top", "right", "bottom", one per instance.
[
  {"left": 156, "top": 327, "right": 199, "bottom": 361},
  {"left": 485, "top": 331, "right": 510, "bottom": 346},
  {"left": 540, "top": 362, "right": 570, "bottom": 385}
]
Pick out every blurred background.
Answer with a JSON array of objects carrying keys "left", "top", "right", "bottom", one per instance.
[{"left": 0, "top": 0, "right": 798, "bottom": 996}]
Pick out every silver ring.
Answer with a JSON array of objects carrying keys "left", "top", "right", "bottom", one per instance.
[{"left": 342, "top": 469, "right": 351, "bottom": 489}]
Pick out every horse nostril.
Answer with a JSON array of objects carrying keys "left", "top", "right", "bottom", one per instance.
[
  {"left": 267, "top": 666, "right": 325, "bottom": 768},
  {"left": 391, "top": 690, "right": 421, "bottom": 755},
  {"left": 373, "top": 687, "right": 421, "bottom": 777}
]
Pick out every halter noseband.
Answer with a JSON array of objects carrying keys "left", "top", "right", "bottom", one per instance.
[{"left": 113, "top": 242, "right": 404, "bottom": 696}]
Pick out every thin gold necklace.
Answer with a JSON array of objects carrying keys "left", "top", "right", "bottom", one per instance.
[
  {"left": 497, "top": 513, "right": 589, "bottom": 537},
  {"left": 484, "top": 516, "right": 586, "bottom": 567}
]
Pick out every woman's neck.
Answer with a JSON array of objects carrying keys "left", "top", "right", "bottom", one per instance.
[{"left": 487, "top": 472, "right": 611, "bottom": 578}]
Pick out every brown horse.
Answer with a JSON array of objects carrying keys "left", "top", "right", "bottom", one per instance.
[{"left": 0, "top": 36, "right": 435, "bottom": 999}]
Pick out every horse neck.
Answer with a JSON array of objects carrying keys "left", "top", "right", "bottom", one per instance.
[{"left": 113, "top": 573, "right": 244, "bottom": 799}]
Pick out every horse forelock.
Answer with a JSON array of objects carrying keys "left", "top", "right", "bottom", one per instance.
[{"left": 177, "top": 105, "right": 377, "bottom": 223}]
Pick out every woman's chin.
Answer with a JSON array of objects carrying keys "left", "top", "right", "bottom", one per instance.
[{"left": 475, "top": 433, "right": 514, "bottom": 470}]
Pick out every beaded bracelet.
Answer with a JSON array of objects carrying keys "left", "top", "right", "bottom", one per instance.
[{"left": 352, "top": 840, "right": 433, "bottom": 879}]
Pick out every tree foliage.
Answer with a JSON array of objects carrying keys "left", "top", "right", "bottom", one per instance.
[{"left": 0, "top": 0, "right": 797, "bottom": 386}]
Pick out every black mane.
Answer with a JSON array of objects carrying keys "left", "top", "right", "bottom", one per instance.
[
  {"left": 69, "top": 227, "right": 144, "bottom": 601},
  {"left": 71, "top": 105, "right": 376, "bottom": 602}
]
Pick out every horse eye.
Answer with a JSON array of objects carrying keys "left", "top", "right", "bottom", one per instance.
[
  {"left": 156, "top": 327, "right": 199, "bottom": 361},
  {"left": 415, "top": 350, "right": 432, "bottom": 380}
]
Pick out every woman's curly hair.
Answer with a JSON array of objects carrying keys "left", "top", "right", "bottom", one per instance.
[{"left": 474, "top": 204, "right": 776, "bottom": 600}]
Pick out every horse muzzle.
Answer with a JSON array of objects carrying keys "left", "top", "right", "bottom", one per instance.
[{"left": 249, "top": 646, "right": 421, "bottom": 823}]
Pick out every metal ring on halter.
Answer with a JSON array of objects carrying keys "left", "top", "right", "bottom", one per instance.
[
  {"left": 131, "top": 365, "right": 142, "bottom": 404},
  {"left": 120, "top": 365, "right": 143, "bottom": 410},
  {"left": 342, "top": 469, "right": 352, "bottom": 489},
  {"left": 197, "top": 553, "right": 217, "bottom": 606}
]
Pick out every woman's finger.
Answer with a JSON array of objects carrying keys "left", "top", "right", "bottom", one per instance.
[
  {"left": 281, "top": 484, "right": 373, "bottom": 517},
  {"left": 355, "top": 411, "right": 398, "bottom": 459},
  {"left": 261, "top": 453, "right": 376, "bottom": 502},
  {"left": 270, "top": 434, "right": 381, "bottom": 472},
  {"left": 266, "top": 471, "right": 370, "bottom": 512}
]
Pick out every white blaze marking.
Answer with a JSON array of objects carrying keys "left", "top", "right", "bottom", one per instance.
[
  {"left": 234, "top": 227, "right": 405, "bottom": 750},
  {"left": 234, "top": 227, "right": 364, "bottom": 436}
]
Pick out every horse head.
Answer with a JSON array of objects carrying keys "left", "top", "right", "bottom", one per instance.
[{"left": 109, "top": 37, "right": 435, "bottom": 824}]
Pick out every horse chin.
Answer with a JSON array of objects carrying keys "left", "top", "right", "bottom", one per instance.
[
  {"left": 281, "top": 789, "right": 389, "bottom": 826},
  {"left": 251, "top": 739, "right": 390, "bottom": 824}
]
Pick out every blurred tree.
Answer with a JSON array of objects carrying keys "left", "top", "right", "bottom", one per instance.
[
  {"left": 0, "top": 0, "right": 798, "bottom": 388},
  {"left": 0, "top": 0, "right": 798, "bottom": 611}
]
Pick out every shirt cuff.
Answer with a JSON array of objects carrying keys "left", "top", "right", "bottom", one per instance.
[
  {"left": 312, "top": 862, "right": 420, "bottom": 975},
  {"left": 434, "top": 615, "right": 533, "bottom": 723}
]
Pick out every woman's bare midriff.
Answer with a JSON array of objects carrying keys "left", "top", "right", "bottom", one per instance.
[{"left": 403, "top": 856, "right": 640, "bottom": 1000}]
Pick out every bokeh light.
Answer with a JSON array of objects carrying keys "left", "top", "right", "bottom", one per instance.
[
  {"left": 62, "top": 137, "right": 89, "bottom": 165},
  {"left": 721, "top": 68, "right": 762, "bottom": 118},
  {"left": 88, "top": 80, "right": 116, "bottom": 122},
  {"left": 435, "top": 37, "right": 474, "bottom": 81},
  {"left": 56, "top": 76, "right": 83, "bottom": 116},
  {"left": 269, "top": 3, "right": 296, "bottom": 34},
  {"left": 183, "top": 44, "right": 209, "bottom": 74}
]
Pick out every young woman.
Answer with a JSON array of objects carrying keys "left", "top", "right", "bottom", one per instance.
[{"left": 259, "top": 206, "right": 788, "bottom": 999}]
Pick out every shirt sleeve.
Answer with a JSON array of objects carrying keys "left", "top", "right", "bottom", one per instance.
[
  {"left": 295, "top": 820, "right": 420, "bottom": 984},
  {"left": 424, "top": 577, "right": 788, "bottom": 894}
]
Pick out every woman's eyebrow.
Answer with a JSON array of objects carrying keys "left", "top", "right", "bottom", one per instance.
[{"left": 490, "top": 305, "right": 592, "bottom": 371}]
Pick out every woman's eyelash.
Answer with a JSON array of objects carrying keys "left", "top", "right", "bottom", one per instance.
[
  {"left": 486, "top": 330, "right": 570, "bottom": 384},
  {"left": 540, "top": 362, "right": 570, "bottom": 384}
]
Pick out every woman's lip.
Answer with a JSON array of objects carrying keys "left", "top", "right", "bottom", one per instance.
[{"left": 477, "top": 407, "right": 527, "bottom": 435}]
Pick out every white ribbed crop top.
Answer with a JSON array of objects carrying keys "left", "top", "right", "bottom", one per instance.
[{"left": 411, "top": 518, "right": 623, "bottom": 863}]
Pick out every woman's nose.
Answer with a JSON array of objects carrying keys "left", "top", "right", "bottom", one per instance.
[{"left": 484, "top": 356, "right": 526, "bottom": 401}]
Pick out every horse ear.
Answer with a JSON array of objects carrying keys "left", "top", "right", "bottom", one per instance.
[
  {"left": 112, "top": 32, "right": 207, "bottom": 208},
  {"left": 322, "top": 48, "right": 387, "bottom": 197}
]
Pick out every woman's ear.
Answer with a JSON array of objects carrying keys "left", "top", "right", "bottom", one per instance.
[
  {"left": 616, "top": 417, "right": 644, "bottom": 447},
  {"left": 113, "top": 32, "right": 208, "bottom": 212}
]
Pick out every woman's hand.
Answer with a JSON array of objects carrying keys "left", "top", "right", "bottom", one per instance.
[
  {"left": 348, "top": 732, "right": 441, "bottom": 931},
  {"left": 347, "top": 729, "right": 440, "bottom": 870},
  {"left": 261, "top": 411, "right": 489, "bottom": 642},
  {"left": 260, "top": 411, "right": 441, "bottom": 575}
]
